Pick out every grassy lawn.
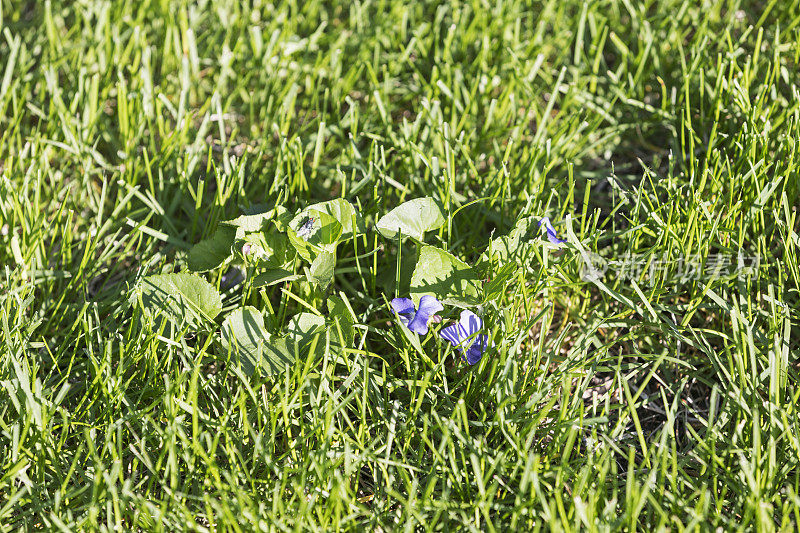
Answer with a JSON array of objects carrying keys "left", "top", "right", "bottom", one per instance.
[{"left": 1, "top": 0, "right": 799, "bottom": 529}]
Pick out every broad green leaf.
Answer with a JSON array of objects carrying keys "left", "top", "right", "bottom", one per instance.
[
  {"left": 133, "top": 273, "right": 222, "bottom": 328},
  {"left": 188, "top": 225, "right": 236, "bottom": 272},
  {"left": 376, "top": 197, "right": 445, "bottom": 241},
  {"left": 259, "top": 338, "right": 300, "bottom": 372},
  {"left": 307, "top": 250, "right": 336, "bottom": 288},
  {"left": 410, "top": 245, "right": 481, "bottom": 306},
  {"left": 285, "top": 312, "right": 326, "bottom": 347},
  {"left": 222, "top": 205, "right": 288, "bottom": 233},
  {"left": 284, "top": 305, "right": 353, "bottom": 357},
  {"left": 307, "top": 198, "right": 362, "bottom": 240},
  {"left": 287, "top": 210, "right": 342, "bottom": 262},
  {"left": 235, "top": 231, "right": 294, "bottom": 268},
  {"left": 221, "top": 307, "right": 297, "bottom": 375},
  {"left": 252, "top": 268, "right": 301, "bottom": 287},
  {"left": 327, "top": 294, "right": 355, "bottom": 346},
  {"left": 482, "top": 216, "right": 536, "bottom": 266},
  {"left": 221, "top": 306, "right": 269, "bottom": 374},
  {"left": 270, "top": 206, "right": 294, "bottom": 232},
  {"left": 223, "top": 214, "right": 270, "bottom": 234},
  {"left": 284, "top": 312, "right": 335, "bottom": 359}
]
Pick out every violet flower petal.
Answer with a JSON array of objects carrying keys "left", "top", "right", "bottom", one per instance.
[
  {"left": 439, "top": 310, "right": 490, "bottom": 364},
  {"left": 439, "top": 321, "right": 466, "bottom": 347},
  {"left": 539, "top": 216, "right": 565, "bottom": 245},
  {"left": 465, "top": 334, "right": 489, "bottom": 365},
  {"left": 391, "top": 297, "right": 415, "bottom": 327},
  {"left": 405, "top": 295, "right": 443, "bottom": 334}
]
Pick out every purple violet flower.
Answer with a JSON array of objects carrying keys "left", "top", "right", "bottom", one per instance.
[
  {"left": 439, "top": 310, "right": 490, "bottom": 365},
  {"left": 539, "top": 217, "right": 565, "bottom": 245},
  {"left": 391, "top": 295, "right": 444, "bottom": 335}
]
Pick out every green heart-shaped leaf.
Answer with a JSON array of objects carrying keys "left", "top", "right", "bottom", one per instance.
[
  {"left": 252, "top": 268, "right": 301, "bottom": 287},
  {"left": 222, "top": 205, "right": 288, "bottom": 233},
  {"left": 221, "top": 307, "right": 297, "bottom": 375},
  {"left": 188, "top": 226, "right": 236, "bottom": 272},
  {"left": 307, "top": 250, "right": 336, "bottom": 288},
  {"left": 410, "top": 245, "right": 481, "bottom": 306},
  {"left": 285, "top": 312, "right": 326, "bottom": 347},
  {"left": 376, "top": 197, "right": 445, "bottom": 241},
  {"left": 327, "top": 294, "right": 355, "bottom": 346},
  {"left": 306, "top": 198, "right": 362, "bottom": 240},
  {"left": 236, "top": 231, "right": 294, "bottom": 269},
  {"left": 132, "top": 273, "right": 222, "bottom": 328},
  {"left": 482, "top": 216, "right": 537, "bottom": 266},
  {"left": 287, "top": 210, "right": 342, "bottom": 262}
]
